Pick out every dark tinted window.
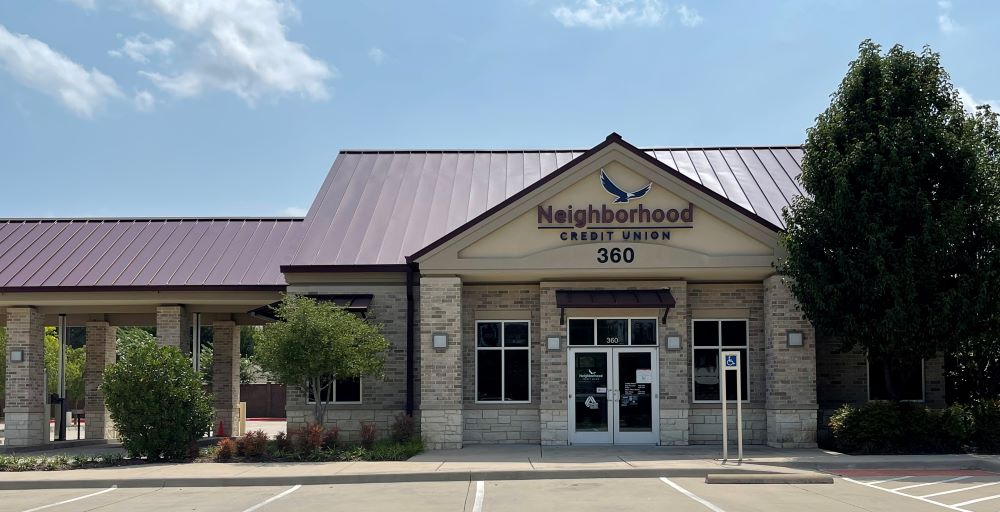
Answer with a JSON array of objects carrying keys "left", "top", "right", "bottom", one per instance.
[
  {"left": 477, "top": 322, "right": 501, "bottom": 347},
  {"left": 869, "top": 357, "right": 923, "bottom": 401},
  {"left": 631, "top": 319, "right": 657, "bottom": 345},
  {"left": 504, "top": 322, "right": 529, "bottom": 347},
  {"left": 476, "top": 351, "right": 503, "bottom": 401},
  {"left": 596, "top": 319, "right": 627, "bottom": 345},
  {"left": 568, "top": 319, "right": 595, "bottom": 346},
  {"left": 504, "top": 350, "right": 530, "bottom": 401},
  {"left": 693, "top": 321, "right": 719, "bottom": 347}
]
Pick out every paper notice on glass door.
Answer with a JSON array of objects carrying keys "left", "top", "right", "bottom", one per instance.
[{"left": 635, "top": 369, "right": 652, "bottom": 383}]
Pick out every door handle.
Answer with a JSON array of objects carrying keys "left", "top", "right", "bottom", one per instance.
[{"left": 612, "top": 389, "right": 620, "bottom": 402}]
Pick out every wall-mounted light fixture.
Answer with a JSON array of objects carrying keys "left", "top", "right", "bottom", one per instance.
[
  {"left": 9, "top": 350, "right": 23, "bottom": 363},
  {"left": 787, "top": 331, "right": 803, "bottom": 347},
  {"left": 432, "top": 333, "right": 448, "bottom": 349},
  {"left": 547, "top": 337, "right": 561, "bottom": 351},
  {"left": 666, "top": 336, "right": 681, "bottom": 350}
]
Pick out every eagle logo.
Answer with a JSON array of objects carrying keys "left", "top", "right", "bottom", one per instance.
[{"left": 600, "top": 169, "right": 652, "bottom": 203}]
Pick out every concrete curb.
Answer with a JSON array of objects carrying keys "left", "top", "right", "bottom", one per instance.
[
  {"left": 706, "top": 473, "right": 834, "bottom": 484},
  {"left": 0, "top": 467, "right": 781, "bottom": 490}
]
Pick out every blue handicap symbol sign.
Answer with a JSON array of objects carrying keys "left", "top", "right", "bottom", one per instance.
[{"left": 725, "top": 355, "right": 737, "bottom": 367}]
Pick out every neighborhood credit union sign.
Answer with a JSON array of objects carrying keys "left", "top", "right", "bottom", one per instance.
[{"left": 536, "top": 169, "right": 694, "bottom": 243}]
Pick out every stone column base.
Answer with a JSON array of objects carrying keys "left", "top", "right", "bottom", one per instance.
[
  {"left": 660, "top": 407, "right": 690, "bottom": 446},
  {"left": 215, "top": 408, "right": 240, "bottom": 437},
  {"left": 421, "top": 408, "right": 462, "bottom": 450},
  {"left": 85, "top": 410, "right": 118, "bottom": 440},
  {"left": 766, "top": 409, "right": 817, "bottom": 448},
  {"left": 540, "top": 408, "right": 568, "bottom": 445},
  {"left": 3, "top": 408, "right": 48, "bottom": 447}
]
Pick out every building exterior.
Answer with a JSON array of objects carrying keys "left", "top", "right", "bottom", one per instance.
[{"left": 0, "top": 133, "right": 943, "bottom": 449}]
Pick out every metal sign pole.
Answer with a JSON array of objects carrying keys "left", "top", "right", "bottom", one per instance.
[
  {"left": 721, "top": 351, "right": 743, "bottom": 463},
  {"left": 720, "top": 352, "right": 728, "bottom": 462},
  {"left": 736, "top": 356, "right": 743, "bottom": 462}
]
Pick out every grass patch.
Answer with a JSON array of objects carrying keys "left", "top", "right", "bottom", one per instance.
[{"left": 0, "top": 452, "right": 132, "bottom": 472}]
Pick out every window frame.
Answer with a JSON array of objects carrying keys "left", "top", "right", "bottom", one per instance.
[
  {"left": 305, "top": 376, "right": 364, "bottom": 405},
  {"left": 565, "top": 316, "right": 660, "bottom": 347},
  {"left": 691, "top": 318, "right": 750, "bottom": 404},
  {"left": 474, "top": 320, "right": 532, "bottom": 404},
  {"left": 866, "top": 357, "right": 926, "bottom": 402}
]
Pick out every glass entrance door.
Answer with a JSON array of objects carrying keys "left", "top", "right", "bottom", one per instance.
[{"left": 568, "top": 347, "right": 659, "bottom": 445}]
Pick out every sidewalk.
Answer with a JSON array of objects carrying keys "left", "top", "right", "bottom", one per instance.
[{"left": 0, "top": 445, "right": 997, "bottom": 489}]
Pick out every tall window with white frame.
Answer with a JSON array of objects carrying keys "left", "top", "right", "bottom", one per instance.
[
  {"left": 476, "top": 320, "right": 530, "bottom": 402},
  {"left": 306, "top": 376, "right": 362, "bottom": 404},
  {"left": 692, "top": 319, "right": 748, "bottom": 402}
]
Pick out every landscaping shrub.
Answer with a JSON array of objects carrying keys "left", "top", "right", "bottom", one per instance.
[
  {"left": 101, "top": 337, "right": 213, "bottom": 459},
  {"left": 216, "top": 438, "right": 236, "bottom": 461},
  {"left": 293, "top": 424, "right": 325, "bottom": 453},
  {"left": 238, "top": 430, "right": 269, "bottom": 458},
  {"left": 829, "top": 401, "right": 968, "bottom": 454},
  {"left": 390, "top": 414, "right": 416, "bottom": 442},
  {"left": 273, "top": 431, "right": 292, "bottom": 453},
  {"left": 322, "top": 425, "right": 341, "bottom": 450},
  {"left": 360, "top": 422, "right": 377, "bottom": 448},
  {"left": 968, "top": 399, "right": 1000, "bottom": 453}
]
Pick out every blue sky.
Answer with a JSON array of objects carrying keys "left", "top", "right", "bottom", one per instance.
[{"left": 0, "top": 0, "right": 996, "bottom": 218}]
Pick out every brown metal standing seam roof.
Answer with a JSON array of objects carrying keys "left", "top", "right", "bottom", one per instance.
[
  {"left": 289, "top": 146, "right": 804, "bottom": 267},
  {"left": 0, "top": 218, "right": 302, "bottom": 290}
]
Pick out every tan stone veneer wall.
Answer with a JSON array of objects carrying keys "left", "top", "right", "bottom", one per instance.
[
  {"left": 687, "top": 283, "right": 766, "bottom": 444},
  {"left": 285, "top": 284, "right": 415, "bottom": 443},
  {"left": 763, "top": 276, "right": 818, "bottom": 448},
  {"left": 461, "top": 286, "right": 541, "bottom": 444},
  {"left": 418, "top": 276, "right": 463, "bottom": 449},
  {"left": 84, "top": 322, "right": 117, "bottom": 440}
]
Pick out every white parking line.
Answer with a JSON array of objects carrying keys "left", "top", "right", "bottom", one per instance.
[
  {"left": 895, "top": 476, "right": 970, "bottom": 491},
  {"left": 241, "top": 484, "right": 302, "bottom": 512},
  {"left": 472, "top": 480, "right": 485, "bottom": 512},
  {"left": 921, "top": 482, "right": 1000, "bottom": 498},
  {"left": 953, "top": 493, "right": 1000, "bottom": 508},
  {"left": 22, "top": 486, "right": 118, "bottom": 512},
  {"left": 660, "top": 477, "right": 726, "bottom": 512},
  {"left": 867, "top": 476, "right": 910, "bottom": 485}
]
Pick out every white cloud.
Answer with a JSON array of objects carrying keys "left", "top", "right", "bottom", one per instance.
[
  {"left": 957, "top": 87, "right": 999, "bottom": 112},
  {"left": 281, "top": 206, "right": 307, "bottom": 217},
  {"left": 552, "top": 0, "right": 701, "bottom": 29},
  {"left": 133, "top": 90, "right": 155, "bottom": 111},
  {"left": 368, "top": 47, "right": 385, "bottom": 65},
  {"left": 938, "top": 0, "right": 961, "bottom": 34},
  {"left": 63, "top": 0, "right": 97, "bottom": 10},
  {"left": 109, "top": 33, "right": 174, "bottom": 63},
  {"left": 133, "top": 0, "right": 333, "bottom": 104},
  {"left": 0, "top": 24, "right": 122, "bottom": 117},
  {"left": 676, "top": 5, "right": 703, "bottom": 27}
]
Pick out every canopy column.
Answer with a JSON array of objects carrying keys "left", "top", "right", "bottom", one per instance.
[
  {"left": 156, "top": 305, "right": 191, "bottom": 355},
  {"left": 4, "top": 307, "right": 47, "bottom": 447},
  {"left": 84, "top": 321, "right": 117, "bottom": 440},
  {"left": 212, "top": 320, "right": 240, "bottom": 437}
]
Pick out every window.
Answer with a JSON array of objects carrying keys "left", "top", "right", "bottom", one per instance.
[
  {"left": 567, "top": 318, "right": 658, "bottom": 346},
  {"left": 306, "top": 376, "right": 362, "bottom": 404},
  {"left": 476, "top": 321, "right": 530, "bottom": 402},
  {"left": 868, "top": 357, "right": 924, "bottom": 401},
  {"left": 692, "top": 319, "right": 748, "bottom": 402}
]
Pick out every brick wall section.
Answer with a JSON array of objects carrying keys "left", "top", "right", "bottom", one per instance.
[
  {"left": 660, "top": 281, "right": 689, "bottom": 445},
  {"left": 538, "top": 284, "right": 566, "bottom": 445},
  {"left": 84, "top": 322, "right": 117, "bottom": 440},
  {"left": 156, "top": 305, "right": 191, "bottom": 355},
  {"left": 284, "top": 284, "right": 414, "bottom": 442},
  {"left": 212, "top": 321, "right": 240, "bottom": 436},
  {"left": 4, "top": 307, "right": 47, "bottom": 446},
  {"left": 460, "top": 286, "right": 541, "bottom": 444},
  {"left": 763, "top": 275, "right": 818, "bottom": 448},
  {"left": 419, "top": 276, "right": 463, "bottom": 449}
]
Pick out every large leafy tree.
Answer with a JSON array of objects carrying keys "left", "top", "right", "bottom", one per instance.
[
  {"left": 254, "top": 295, "right": 391, "bottom": 424},
  {"left": 782, "top": 41, "right": 1000, "bottom": 399}
]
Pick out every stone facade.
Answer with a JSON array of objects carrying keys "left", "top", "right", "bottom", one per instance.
[
  {"left": 284, "top": 284, "right": 414, "bottom": 442},
  {"left": 418, "top": 276, "right": 464, "bottom": 449},
  {"left": 4, "top": 307, "right": 47, "bottom": 447},
  {"left": 464, "top": 408, "right": 540, "bottom": 443},
  {"left": 156, "top": 305, "right": 191, "bottom": 354},
  {"left": 84, "top": 322, "right": 117, "bottom": 440},
  {"left": 688, "top": 406, "right": 767, "bottom": 445},
  {"left": 763, "top": 275, "right": 818, "bottom": 448},
  {"left": 212, "top": 321, "right": 240, "bottom": 436}
]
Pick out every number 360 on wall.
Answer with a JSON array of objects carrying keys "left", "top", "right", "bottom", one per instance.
[{"left": 596, "top": 247, "right": 635, "bottom": 264}]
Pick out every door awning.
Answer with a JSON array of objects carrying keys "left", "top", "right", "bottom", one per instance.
[
  {"left": 249, "top": 294, "right": 374, "bottom": 320},
  {"left": 555, "top": 289, "right": 676, "bottom": 324}
]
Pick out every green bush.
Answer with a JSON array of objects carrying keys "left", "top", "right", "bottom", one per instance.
[
  {"left": 968, "top": 399, "right": 1000, "bottom": 453},
  {"left": 101, "top": 337, "right": 213, "bottom": 459},
  {"left": 829, "top": 401, "right": 968, "bottom": 454}
]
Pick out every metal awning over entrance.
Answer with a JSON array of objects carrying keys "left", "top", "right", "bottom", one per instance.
[
  {"left": 555, "top": 289, "right": 676, "bottom": 324},
  {"left": 249, "top": 294, "right": 374, "bottom": 320}
]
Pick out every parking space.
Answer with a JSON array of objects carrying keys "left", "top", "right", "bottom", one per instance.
[{"left": 8, "top": 472, "right": 1000, "bottom": 512}]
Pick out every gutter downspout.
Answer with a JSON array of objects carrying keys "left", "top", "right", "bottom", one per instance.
[{"left": 405, "top": 263, "right": 417, "bottom": 416}]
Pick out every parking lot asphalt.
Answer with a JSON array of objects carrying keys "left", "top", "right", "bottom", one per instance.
[{"left": 7, "top": 471, "right": 1000, "bottom": 512}]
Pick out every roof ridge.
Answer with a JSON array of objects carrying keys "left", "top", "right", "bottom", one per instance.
[
  {"left": 339, "top": 145, "right": 803, "bottom": 154},
  {"left": 0, "top": 217, "right": 305, "bottom": 223}
]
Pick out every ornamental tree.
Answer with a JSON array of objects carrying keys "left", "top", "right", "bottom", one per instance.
[
  {"left": 782, "top": 40, "right": 1000, "bottom": 399},
  {"left": 254, "top": 295, "right": 391, "bottom": 424}
]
